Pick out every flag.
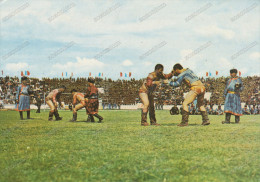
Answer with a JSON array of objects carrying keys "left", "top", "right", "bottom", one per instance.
[
  {"left": 239, "top": 71, "right": 241, "bottom": 76},
  {"left": 125, "top": 73, "right": 127, "bottom": 77},
  {"left": 71, "top": 72, "right": 73, "bottom": 77},
  {"left": 1, "top": 70, "right": 3, "bottom": 75},
  {"left": 21, "top": 71, "right": 24, "bottom": 76},
  {"left": 66, "top": 72, "right": 67, "bottom": 77},
  {"left": 206, "top": 72, "right": 208, "bottom": 76},
  {"left": 89, "top": 72, "right": 91, "bottom": 76},
  {"left": 99, "top": 73, "right": 101, "bottom": 77},
  {"left": 216, "top": 71, "right": 218, "bottom": 76},
  {"left": 102, "top": 73, "right": 103, "bottom": 77},
  {"left": 129, "top": 72, "right": 132, "bottom": 77},
  {"left": 62, "top": 72, "right": 63, "bottom": 77},
  {"left": 120, "top": 72, "right": 122, "bottom": 77},
  {"left": 209, "top": 72, "right": 212, "bottom": 76},
  {"left": 24, "top": 71, "right": 27, "bottom": 76},
  {"left": 27, "top": 71, "right": 30, "bottom": 76}
]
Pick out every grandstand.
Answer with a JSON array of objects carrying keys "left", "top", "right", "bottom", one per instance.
[{"left": 0, "top": 76, "right": 259, "bottom": 109}]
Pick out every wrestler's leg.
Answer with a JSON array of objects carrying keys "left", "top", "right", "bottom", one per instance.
[
  {"left": 139, "top": 93, "right": 149, "bottom": 126},
  {"left": 178, "top": 90, "right": 197, "bottom": 126},
  {"left": 139, "top": 93, "right": 149, "bottom": 113},
  {"left": 53, "top": 105, "right": 62, "bottom": 120},
  {"left": 148, "top": 94, "right": 160, "bottom": 125},
  {"left": 183, "top": 91, "right": 197, "bottom": 112},
  {"left": 70, "top": 103, "right": 84, "bottom": 122},
  {"left": 46, "top": 100, "right": 55, "bottom": 121},
  {"left": 198, "top": 92, "right": 210, "bottom": 125}
]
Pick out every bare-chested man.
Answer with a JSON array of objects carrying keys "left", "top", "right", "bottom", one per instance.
[
  {"left": 139, "top": 64, "right": 174, "bottom": 126},
  {"left": 45, "top": 85, "right": 66, "bottom": 121},
  {"left": 70, "top": 89, "right": 87, "bottom": 122}
]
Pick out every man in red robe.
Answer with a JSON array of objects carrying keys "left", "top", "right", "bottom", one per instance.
[{"left": 84, "top": 77, "right": 103, "bottom": 122}]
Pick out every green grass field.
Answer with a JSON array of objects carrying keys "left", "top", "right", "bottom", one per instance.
[{"left": 0, "top": 110, "right": 259, "bottom": 182}]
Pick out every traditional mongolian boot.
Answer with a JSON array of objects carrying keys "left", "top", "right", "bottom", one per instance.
[
  {"left": 201, "top": 111, "right": 210, "bottom": 125},
  {"left": 222, "top": 113, "right": 231, "bottom": 124},
  {"left": 54, "top": 110, "right": 62, "bottom": 121},
  {"left": 86, "top": 115, "right": 91, "bottom": 122},
  {"left": 19, "top": 111, "right": 23, "bottom": 120},
  {"left": 27, "top": 111, "right": 33, "bottom": 119},
  {"left": 178, "top": 110, "right": 189, "bottom": 127},
  {"left": 89, "top": 114, "right": 95, "bottom": 122},
  {"left": 70, "top": 113, "right": 77, "bottom": 122},
  {"left": 235, "top": 116, "right": 240, "bottom": 124},
  {"left": 141, "top": 111, "right": 149, "bottom": 126},
  {"left": 94, "top": 114, "right": 103, "bottom": 123},
  {"left": 48, "top": 111, "right": 54, "bottom": 121},
  {"left": 149, "top": 110, "right": 160, "bottom": 126}
]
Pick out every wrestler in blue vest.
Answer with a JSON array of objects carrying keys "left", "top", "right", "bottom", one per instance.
[{"left": 222, "top": 69, "right": 243, "bottom": 124}]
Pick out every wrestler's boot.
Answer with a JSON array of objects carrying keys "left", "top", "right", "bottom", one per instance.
[
  {"left": 149, "top": 109, "right": 160, "bottom": 126},
  {"left": 141, "top": 111, "right": 149, "bottom": 126},
  {"left": 222, "top": 113, "right": 231, "bottom": 124},
  {"left": 94, "top": 114, "right": 103, "bottom": 123},
  {"left": 54, "top": 110, "right": 62, "bottom": 121},
  {"left": 70, "top": 113, "right": 77, "bottom": 122},
  {"left": 48, "top": 111, "right": 54, "bottom": 121},
  {"left": 178, "top": 110, "right": 189, "bottom": 127},
  {"left": 201, "top": 111, "right": 210, "bottom": 125},
  {"left": 235, "top": 116, "right": 240, "bottom": 124},
  {"left": 19, "top": 111, "right": 23, "bottom": 120}
]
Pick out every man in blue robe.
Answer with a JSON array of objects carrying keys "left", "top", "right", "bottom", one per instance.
[
  {"left": 15, "top": 76, "right": 33, "bottom": 120},
  {"left": 222, "top": 69, "right": 243, "bottom": 124}
]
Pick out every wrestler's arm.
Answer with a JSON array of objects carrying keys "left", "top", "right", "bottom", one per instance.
[
  {"left": 169, "top": 74, "right": 185, "bottom": 87},
  {"left": 162, "top": 71, "right": 174, "bottom": 79}
]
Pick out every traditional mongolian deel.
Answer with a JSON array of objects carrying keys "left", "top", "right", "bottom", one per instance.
[
  {"left": 15, "top": 84, "right": 31, "bottom": 111},
  {"left": 85, "top": 84, "right": 99, "bottom": 115},
  {"left": 224, "top": 77, "right": 243, "bottom": 116}
]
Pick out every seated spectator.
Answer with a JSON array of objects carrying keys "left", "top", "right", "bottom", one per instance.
[{"left": 242, "top": 105, "right": 250, "bottom": 115}]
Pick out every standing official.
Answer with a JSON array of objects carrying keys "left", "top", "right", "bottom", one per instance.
[
  {"left": 222, "top": 69, "right": 243, "bottom": 124},
  {"left": 15, "top": 76, "right": 33, "bottom": 120},
  {"left": 35, "top": 95, "right": 42, "bottom": 113},
  {"left": 84, "top": 77, "right": 103, "bottom": 123}
]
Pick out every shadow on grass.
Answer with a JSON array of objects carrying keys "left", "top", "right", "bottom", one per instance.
[{"left": 162, "top": 123, "right": 199, "bottom": 126}]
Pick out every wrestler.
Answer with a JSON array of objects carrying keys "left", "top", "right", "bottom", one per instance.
[
  {"left": 45, "top": 85, "right": 66, "bottom": 121},
  {"left": 139, "top": 64, "right": 174, "bottom": 126},
  {"left": 70, "top": 89, "right": 87, "bottom": 122},
  {"left": 166, "top": 63, "right": 210, "bottom": 126}
]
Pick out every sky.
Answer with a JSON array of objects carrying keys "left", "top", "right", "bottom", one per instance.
[{"left": 0, "top": 0, "right": 259, "bottom": 79}]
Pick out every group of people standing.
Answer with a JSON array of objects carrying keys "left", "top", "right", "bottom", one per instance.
[
  {"left": 139, "top": 64, "right": 243, "bottom": 127},
  {"left": 15, "top": 64, "right": 244, "bottom": 127},
  {"left": 15, "top": 77, "right": 103, "bottom": 123}
]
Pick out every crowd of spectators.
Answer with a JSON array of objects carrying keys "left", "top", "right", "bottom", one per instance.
[{"left": 0, "top": 76, "right": 259, "bottom": 114}]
